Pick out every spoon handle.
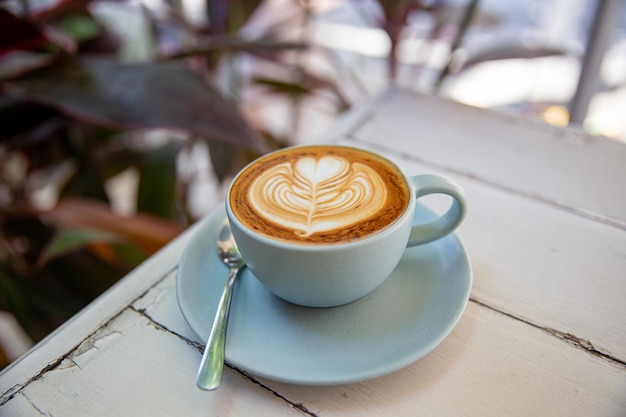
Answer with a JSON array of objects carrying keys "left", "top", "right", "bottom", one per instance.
[{"left": 196, "top": 266, "right": 239, "bottom": 390}]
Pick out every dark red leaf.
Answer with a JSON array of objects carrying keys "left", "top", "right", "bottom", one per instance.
[
  {"left": 0, "top": 10, "right": 48, "bottom": 56},
  {"left": 0, "top": 95, "right": 61, "bottom": 141},
  {"left": 2, "top": 57, "right": 268, "bottom": 152}
]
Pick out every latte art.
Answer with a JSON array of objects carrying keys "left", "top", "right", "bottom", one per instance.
[
  {"left": 229, "top": 146, "right": 410, "bottom": 244},
  {"left": 249, "top": 156, "right": 386, "bottom": 237}
]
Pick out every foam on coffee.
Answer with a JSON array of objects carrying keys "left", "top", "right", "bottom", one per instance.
[{"left": 229, "top": 146, "right": 410, "bottom": 244}]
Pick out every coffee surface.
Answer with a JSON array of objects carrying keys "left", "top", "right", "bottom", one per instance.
[{"left": 229, "top": 146, "right": 410, "bottom": 244}]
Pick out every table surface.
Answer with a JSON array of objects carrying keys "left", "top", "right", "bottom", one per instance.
[{"left": 2, "top": 87, "right": 625, "bottom": 416}]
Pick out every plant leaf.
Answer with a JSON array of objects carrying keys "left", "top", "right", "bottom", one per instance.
[
  {"left": 163, "top": 36, "right": 306, "bottom": 60},
  {"left": 207, "top": 0, "right": 263, "bottom": 34},
  {"left": 2, "top": 57, "right": 268, "bottom": 152},
  {"left": 43, "top": 198, "right": 184, "bottom": 253},
  {"left": 0, "top": 10, "right": 48, "bottom": 55},
  {"left": 253, "top": 77, "right": 310, "bottom": 96},
  {"left": 39, "top": 228, "right": 119, "bottom": 265},
  {"left": 57, "top": 14, "right": 102, "bottom": 43},
  {"left": 0, "top": 95, "right": 60, "bottom": 141},
  {"left": 207, "top": 140, "right": 253, "bottom": 183},
  {"left": 0, "top": 51, "right": 57, "bottom": 81},
  {"left": 137, "top": 141, "right": 180, "bottom": 218},
  {"left": 60, "top": 162, "right": 110, "bottom": 202}
]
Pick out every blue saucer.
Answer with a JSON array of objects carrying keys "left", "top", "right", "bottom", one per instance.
[{"left": 177, "top": 204, "right": 472, "bottom": 385}]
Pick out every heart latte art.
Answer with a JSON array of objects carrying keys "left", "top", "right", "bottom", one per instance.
[
  {"left": 229, "top": 146, "right": 410, "bottom": 244},
  {"left": 249, "top": 155, "right": 386, "bottom": 237}
]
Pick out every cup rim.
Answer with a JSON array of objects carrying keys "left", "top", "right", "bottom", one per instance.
[{"left": 225, "top": 144, "right": 416, "bottom": 250}]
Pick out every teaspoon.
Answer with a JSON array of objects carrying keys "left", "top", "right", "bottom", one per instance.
[{"left": 196, "top": 220, "right": 245, "bottom": 390}]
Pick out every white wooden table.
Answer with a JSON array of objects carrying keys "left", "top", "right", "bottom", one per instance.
[{"left": 2, "top": 87, "right": 625, "bottom": 416}]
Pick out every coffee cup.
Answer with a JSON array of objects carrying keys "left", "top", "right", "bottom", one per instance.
[{"left": 226, "top": 144, "right": 466, "bottom": 307}]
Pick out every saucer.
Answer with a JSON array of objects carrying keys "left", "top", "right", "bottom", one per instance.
[{"left": 177, "top": 205, "right": 472, "bottom": 385}]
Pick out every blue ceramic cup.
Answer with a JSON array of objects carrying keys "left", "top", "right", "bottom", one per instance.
[{"left": 226, "top": 145, "right": 466, "bottom": 307}]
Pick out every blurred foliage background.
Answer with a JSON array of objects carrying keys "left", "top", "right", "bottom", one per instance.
[
  {"left": 3, "top": 0, "right": 471, "bottom": 369},
  {"left": 3, "top": 0, "right": 623, "bottom": 370},
  {"left": 0, "top": 0, "right": 299, "bottom": 368},
  {"left": 0, "top": 0, "right": 510, "bottom": 369}
]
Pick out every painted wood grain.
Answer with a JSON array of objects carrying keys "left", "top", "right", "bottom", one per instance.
[
  {"left": 4, "top": 308, "right": 306, "bottom": 417},
  {"left": 123, "top": 268, "right": 626, "bottom": 417},
  {"left": 335, "top": 138, "right": 626, "bottom": 363},
  {"left": 342, "top": 88, "right": 626, "bottom": 227},
  {"left": 261, "top": 302, "right": 626, "bottom": 417},
  {"left": 113, "top": 271, "right": 626, "bottom": 417}
]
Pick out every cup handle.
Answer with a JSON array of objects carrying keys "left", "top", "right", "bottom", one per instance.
[{"left": 407, "top": 174, "right": 466, "bottom": 247}]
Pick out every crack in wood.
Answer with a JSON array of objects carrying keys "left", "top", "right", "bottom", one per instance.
[
  {"left": 0, "top": 267, "right": 179, "bottom": 406},
  {"left": 0, "top": 384, "right": 22, "bottom": 406},
  {"left": 469, "top": 297, "right": 626, "bottom": 368},
  {"left": 21, "top": 391, "right": 53, "bottom": 416},
  {"left": 129, "top": 306, "right": 319, "bottom": 417},
  {"left": 128, "top": 306, "right": 203, "bottom": 352},
  {"left": 0, "top": 306, "right": 128, "bottom": 406},
  {"left": 1, "top": 352, "right": 71, "bottom": 406},
  {"left": 235, "top": 368, "right": 320, "bottom": 417}
]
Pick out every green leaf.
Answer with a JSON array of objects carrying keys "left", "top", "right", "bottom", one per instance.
[
  {"left": 58, "top": 14, "right": 101, "bottom": 43},
  {"left": 110, "top": 242, "right": 146, "bottom": 268},
  {"left": 137, "top": 141, "right": 180, "bottom": 218},
  {"left": 2, "top": 57, "right": 267, "bottom": 152},
  {"left": 207, "top": 0, "right": 263, "bottom": 33},
  {"left": 229, "top": 1, "right": 264, "bottom": 32},
  {"left": 253, "top": 77, "right": 310, "bottom": 96},
  {"left": 60, "top": 163, "right": 110, "bottom": 202},
  {"left": 40, "top": 228, "right": 119, "bottom": 265}
]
